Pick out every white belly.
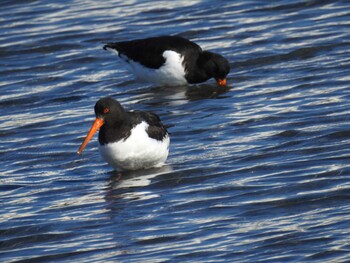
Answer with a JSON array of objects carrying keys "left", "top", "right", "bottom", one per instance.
[
  {"left": 98, "top": 122, "right": 170, "bottom": 171},
  {"left": 107, "top": 48, "right": 188, "bottom": 86}
]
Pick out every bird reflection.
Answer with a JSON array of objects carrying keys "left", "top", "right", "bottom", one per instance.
[
  {"left": 104, "top": 165, "right": 173, "bottom": 204},
  {"left": 147, "top": 83, "right": 232, "bottom": 102},
  {"left": 185, "top": 84, "right": 231, "bottom": 101}
]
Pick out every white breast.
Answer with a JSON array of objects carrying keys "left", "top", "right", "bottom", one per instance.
[{"left": 98, "top": 122, "right": 170, "bottom": 171}]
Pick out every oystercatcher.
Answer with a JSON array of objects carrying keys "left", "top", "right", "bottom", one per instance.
[
  {"left": 77, "top": 97, "right": 170, "bottom": 171},
  {"left": 103, "top": 36, "right": 230, "bottom": 86}
]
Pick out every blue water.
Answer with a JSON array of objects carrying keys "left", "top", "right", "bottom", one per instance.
[{"left": 1, "top": 0, "right": 350, "bottom": 262}]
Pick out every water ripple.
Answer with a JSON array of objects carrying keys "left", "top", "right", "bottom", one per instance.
[{"left": 1, "top": 0, "right": 350, "bottom": 262}]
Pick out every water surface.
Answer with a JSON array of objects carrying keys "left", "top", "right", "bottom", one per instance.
[{"left": 1, "top": 0, "right": 350, "bottom": 262}]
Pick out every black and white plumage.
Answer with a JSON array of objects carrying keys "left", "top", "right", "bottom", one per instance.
[
  {"left": 77, "top": 97, "right": 170, "bottom": 171},
  {"left": 103, "top": 36, "right": 230, "bottom": 86}
]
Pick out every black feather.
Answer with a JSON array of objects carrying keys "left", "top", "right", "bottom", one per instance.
[{"left": 103, "top": 36, "right": 202, "bottom": 69}]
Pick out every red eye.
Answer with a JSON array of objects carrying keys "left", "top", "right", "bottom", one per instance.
[{"left": 104, "top": 108, "right": 110, "bottom": 114}]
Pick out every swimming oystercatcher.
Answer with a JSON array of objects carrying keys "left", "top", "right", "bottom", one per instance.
[
  {"left": 103, "top": 36, "right": 230, "bottom": 86},
  {"left": 77, "top": 97, "right": 170, "bottom": 171}
]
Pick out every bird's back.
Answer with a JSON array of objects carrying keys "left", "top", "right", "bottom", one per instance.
[{"left": 105, "top": 36, "right": 202, "bottom": 69}]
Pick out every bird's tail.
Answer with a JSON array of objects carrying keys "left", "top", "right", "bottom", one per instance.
[{"left": 103, "top": 43, "right": 119, "bottom": 51}]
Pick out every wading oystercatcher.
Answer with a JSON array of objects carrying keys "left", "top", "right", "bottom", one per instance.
[
  {"left": 77, "top": 97, "right": 170, "bottom": 171},
  {"left": 103, "top": 36, "right": 230, "bottom": 86}
]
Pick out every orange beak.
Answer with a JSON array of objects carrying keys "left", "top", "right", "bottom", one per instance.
[
  {"left": 216, "top": 78, "right": 227, "bottom": 86},
  {"left": 77, "top": 118, "right": 104, "bottom": 154}
]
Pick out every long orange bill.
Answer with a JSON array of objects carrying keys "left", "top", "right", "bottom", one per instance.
[
  {"left": 217, "top": 78, "right": 227, "bottom": 86},
  {"left": 77, "top": 118, "right": 104, "bottom": 154}
]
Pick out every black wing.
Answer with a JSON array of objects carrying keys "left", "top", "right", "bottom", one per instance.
[
  {"left": 130, "top": 110, "right": 168, "bottom": 141},
  {"left": 103, "top": 36, "right": 202, "bottom": 69}
]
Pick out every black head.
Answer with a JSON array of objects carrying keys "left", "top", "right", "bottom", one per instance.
[
  {"left": 198, "top": 51, "right": 230, "bottom": 85},
  {"left": 94, "top": 97, "right": 126, "bottom": 125}
]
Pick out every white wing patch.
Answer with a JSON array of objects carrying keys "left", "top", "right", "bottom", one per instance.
[{"left": 105, "top": 47, "right": 119, "bottom": 57}]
